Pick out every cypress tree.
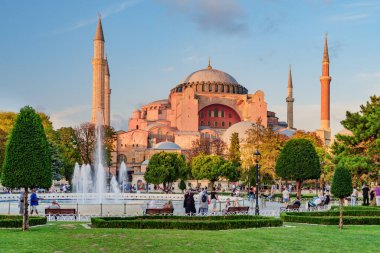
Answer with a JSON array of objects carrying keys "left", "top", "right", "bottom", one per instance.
[
  {"left": 228, "top": 132, "right": 241, "bottom": 163},
  {"left": 331, "top": 166, "right": 352, "bottom": 230},
  {"left": 1, "top": 106, "right": 52, "bottom": 230}
]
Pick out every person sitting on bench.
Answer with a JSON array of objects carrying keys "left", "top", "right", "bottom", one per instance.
[{"left": 48, "top": 200, "right": 61, "bottom": 209}]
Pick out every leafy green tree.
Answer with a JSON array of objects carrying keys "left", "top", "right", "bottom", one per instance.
[
  {"left": 331, "top": 166, "right": 353, "bottom": 230},
  {"left": 144, "top": 152, "right": 187, "bottom": 192},
  {"left": 1, "top": 106, "right": 52, "bottom": 231},
  {"left": 56, "top": 127, "right": 81, "bottom": 182},
  {"left": 275, "top": 138, "right": 321, "bottom": 198},
  {"left": 220, "top": 160, "right": 241, "bottom": 182},
  {"left": 332, "top": 96, "right": 380, "bottom": 183},
  {"left": 228, "top": 132, "right": 241, "bottom": 163},
  {"left": 191, "top": 154, "right": 224, "bottom": 186}
]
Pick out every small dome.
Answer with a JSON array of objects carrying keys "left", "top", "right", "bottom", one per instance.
[
  {"left": 153, "top": 141, "right": 181, "bottom": 150},
  {"left": 337, "top": 129, "right": 353, "bottom": 136},
  {"left": 182, "top": 68, "right": 238, "bottom": 84},
  {"left": 222, "top": 121, "right": 256, "bottom": 145},
  {"left": 278, "top": 128, "right": 297, "bottom": 137}
]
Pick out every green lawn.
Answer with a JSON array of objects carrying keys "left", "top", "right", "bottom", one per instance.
[{"left": 0, "top": 222, "right": 379, "bottom": 253}]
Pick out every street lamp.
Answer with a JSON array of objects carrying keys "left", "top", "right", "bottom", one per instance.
[{"left": 253, "top": 150, "right": 261, "bottom": 216}]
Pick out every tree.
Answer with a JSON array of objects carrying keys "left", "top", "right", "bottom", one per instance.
[
  {"left": 220, "top": 160, "right": 241, "bottom": 182},
  {"left": 1, "top": 106, "right": 52, "bottom": 231},
  {"left": 331, "top": 165, "right": 353, "bottom": 230},
  {"left": 56, "top": 127, "right": 81, "bottom": 182},
  {"left": 275, "top": 138, "right": 321, "bottom": 198},
  {"left": 178, "top": 179, "right": 186, "bottom": 192},
  {"left": 73, "top": 122, "right": 116, "bottom": 166},
  {"left": 241, "top": 120, "right": 287, "bottom": 185},
  {"left": 144, "top": 152, "right": 187, "bottom": 192},
  {"left": 228, "top": 132, "right": 241, "bottom": 163},
  {"left": 332, "top": 96, "right": 380, "bottom": 184},
  {"left": 191, "top": 154, "right": 224, "bottom": 186}
]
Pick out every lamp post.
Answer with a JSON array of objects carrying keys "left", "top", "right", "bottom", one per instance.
[{"left": 254, "top": 150, "right": 261, "bottom": 216}]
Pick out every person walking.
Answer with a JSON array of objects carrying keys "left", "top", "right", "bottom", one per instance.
[
  {"left": 210, "top": 187, "right": 218, "bottom": 212},
  {"left": 351, "top": 186, "right": 358, "bottom": 206},
  {"left": 198, "top": 188, "right": 208, "bottom": 214},
  {"left": 248, "top": 187, "right": 255, "bottom": 208},
  {"left": 375, "top": 182, "right": 380, "bottom": 206},
  {"left": 362, "top": 184, "right": 370, "bottom": 206},
  {"left": 19, "top": 191, "right": 24, "bottom": 215},
  {"left": 30, "top": 189, "right": 40, "bottom": 215},
  {"left": 282, "top": 187, "right": 290, "bottom": 207}
]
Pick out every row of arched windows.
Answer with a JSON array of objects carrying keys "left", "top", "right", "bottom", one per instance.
[{"left": 174, "top": 83, "right": 248, "bottom": 94}]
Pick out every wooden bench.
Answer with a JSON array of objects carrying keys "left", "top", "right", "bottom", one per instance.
[
  {"left": 226, "top": 206, "right": 250, "bottom": 215},
  {"left": 145, "top": 208, "right": 174, "bottom": 215},
  {"left": 45, "top": 208, "right": 76, "bottom": 215},
  {"left": 280, "top": 203, "right": 300, "bottom": 212}
]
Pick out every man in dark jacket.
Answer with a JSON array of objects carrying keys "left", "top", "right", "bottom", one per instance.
[
  {"left": 362, "top": 184, "right": 370, "bottom": 206},
  {"left": 184, "top": 190, "right": 196, "bottom": 215}
]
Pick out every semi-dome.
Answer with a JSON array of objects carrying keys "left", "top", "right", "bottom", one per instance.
[
  {"left": 222, "top": 121, "right": 256, "bottom": 145},
  {"left": 182, "top": 68, "right": 238, "bottom": 84},
  {"left": 153, "top": 141, "right": 181, "bottom": 150}
]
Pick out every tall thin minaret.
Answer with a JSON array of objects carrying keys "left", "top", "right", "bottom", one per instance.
[
  {"left": 104, "top": 57, "right": 111, "bottom": 126},
  {"left": 286, "top": 65, "right": 294, "bottom": 129},
  {"left": 91, "top": 17, "right": 106, "bottom": 125},
  {"left": 317, "top": 33, "right": 332, "bottom": 146},
  {"left": 320, "top": 33, "right": 331, "bottom": 131}
]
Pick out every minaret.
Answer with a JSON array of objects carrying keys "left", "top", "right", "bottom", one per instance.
[
  {"left": 91, "top": 17, "right": 106, "bottom": 124},
  {"left": 317, "top": 33, "right": 332, "bottom": 145},
  {"left": 104, "top": 57, "right": 111, "bottom": 126},
  {"left": 286, "top": 65, "right": 294, "bottom": 129}
]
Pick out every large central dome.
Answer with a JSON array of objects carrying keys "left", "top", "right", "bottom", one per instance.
[{"left": 182, "top": 68, "right": 238, "bottom": 84}]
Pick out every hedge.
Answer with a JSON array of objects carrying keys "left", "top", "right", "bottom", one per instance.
[
  {"left": 330, "top": 206, "right": 380, "bottom": 211},
  {"left": 91, "top": 216, "right": 283, "bottom": 230},
  {"left": 0, "top": 215, "right": 47, "bottom": 228},
  {"left": 281, "top": 211, "right": 380, "bottom": 225}
]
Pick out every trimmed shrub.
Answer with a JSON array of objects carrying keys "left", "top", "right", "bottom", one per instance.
[
  {"left": 91, "top": 215, "right": 282, "bottom": 230},
  {"left": 0, "top": 215, "right": 47, "bottom": 228},
  {"left": 281, "top": 210, "right": 380, "bottom": 225}
]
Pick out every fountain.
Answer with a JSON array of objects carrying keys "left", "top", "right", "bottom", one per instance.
[
  {"left": 110, "top": 175, "right": 120, "bottom": 194},
  {"left": 118, "top": 161, "right": 128, "bottom": 192}
]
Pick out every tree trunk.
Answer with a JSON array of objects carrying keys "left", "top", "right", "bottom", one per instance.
[
  {"left": 296, "top": 180, "right": 302, "bottom": 199},
  {"left": 339, "top": 198, "right": 343, "bottom": 230},
  {"left": 23, "top": 188, "right": 29, "bottom": 231}
]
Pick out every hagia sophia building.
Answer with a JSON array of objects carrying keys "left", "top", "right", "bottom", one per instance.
[{"left": 90, "top": 18, "right": 332, "bottom": 188}]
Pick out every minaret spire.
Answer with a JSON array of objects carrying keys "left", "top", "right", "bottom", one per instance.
[
  {"left": 286, "top": 64, "right": 294, "bottom": 129},
  {"left": 94, "top": 16, "right": 104, "bottom": 41},
  {"left": 323, "top": 33, "right": 329, "bottom": 63},
  {"left": 104, "top": 56, "right": 111, "bottom": 126}
]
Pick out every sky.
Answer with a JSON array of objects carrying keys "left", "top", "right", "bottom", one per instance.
[{"left": 0, "top": 0, "right": 379, "bottom": 135}]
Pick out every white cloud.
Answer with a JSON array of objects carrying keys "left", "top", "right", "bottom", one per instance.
[
  {"left": 330, "top": 13, "right": 369, "bottom": 22},
  {"left": 50, "top": 105, "right": 89, "bottom": 129}
]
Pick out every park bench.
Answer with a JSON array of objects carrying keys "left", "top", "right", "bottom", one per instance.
[
  {"left": 226, "top": 206, "right": 249, "bottom": 215},
  {"left": 280, "top": 203, "right": 300, "bottom": 212},
  {"left": 45, "top": 208, "right": 76, "bottom": 220},
  {"left": 145, "top": 208, "right": 174, "bottom": 215}
]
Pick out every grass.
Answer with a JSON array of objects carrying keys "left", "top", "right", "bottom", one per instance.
[{"left": 0, "top": 222, "right": 379, "bottom": 252}]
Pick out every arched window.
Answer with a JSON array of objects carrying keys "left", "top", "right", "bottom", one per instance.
[
  {"left": 202, "top": 83, "right": 205, "bottom": 91},
  {"left": 232, "top": 86, "right": 235, "bottom": 93},
  {"left": 136, "top": 125, "right": 139, "bottom": 129},
  {"left": 200, "top": 121, "right": 204, "bottom": 126},
  {"left": 208, "top": 84, "right": 212, "bottom": 92},
  {"left": 207, "top": 121, "right": 211, "bottom": 126},
  {"left": 214, "top": 108, "right": 218, "bottom": 117},
  {"left": 215, "top": 84, "right": 218, "bottom": 92},
  {"left": 158, "top": 130, "right": 162, "bottom": 140},
  {"left": 222, "top": 122, "right": 225, "bottom": 127},
  {"left": 221, "top": 85, "right": 224, "bottom": 92},
  {"left": 221, "top": 110, "right": 225, "bottom": 117},
  {"left": 214, "top": 122, "right": 218, "bottom": 127},
  {"left": 227, "top": 86, "right": 230, "bottom": 93}
]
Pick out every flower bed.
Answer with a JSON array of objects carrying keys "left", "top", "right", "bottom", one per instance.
[{"left": 91, "top": 215, "right": 283, "bottom": 230}]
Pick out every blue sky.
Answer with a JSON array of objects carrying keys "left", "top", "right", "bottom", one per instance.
[{"left": 0, "top": 0, "right": 379, "bottom": 135}]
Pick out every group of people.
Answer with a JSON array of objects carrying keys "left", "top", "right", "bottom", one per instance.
[{"left": 352, "top": 183, "right": 380, "bottom": 206}]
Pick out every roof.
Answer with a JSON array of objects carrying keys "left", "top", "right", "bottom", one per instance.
[
  {"left": 221, "top": 121, "right": 256, "bottom": 144},
  {"left": 181, "top": 68, "right": 238, "bottom": 84},
  {"left": 94, "top": 18, "right": 104, "bottom": 41},
  {"left": 153, "top": 141, "right": 181, "bottom": 150}
]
